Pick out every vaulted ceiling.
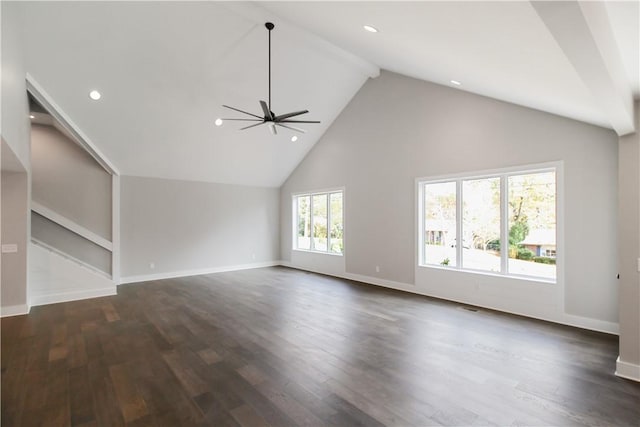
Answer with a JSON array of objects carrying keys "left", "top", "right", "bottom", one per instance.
[{"left": 21, "top": 1, "right": 638, "bottom": 187}]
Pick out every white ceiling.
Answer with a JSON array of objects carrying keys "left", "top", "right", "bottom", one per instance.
[
  {"left": 606, "top": 1, "right": 640, "bottom": 95},
  {"left": 263, "top": 1, "right": 639, "bottom": 129},
  {"left": 22, "top": 2, "right": 373, "bottom": 187},
  {"left": 20, "top": 1, "right": 638, "bottom": 187}
]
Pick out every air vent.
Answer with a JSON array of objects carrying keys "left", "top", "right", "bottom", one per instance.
[{"left": 460, "top": 306, "right": 479, "bottom": 312}]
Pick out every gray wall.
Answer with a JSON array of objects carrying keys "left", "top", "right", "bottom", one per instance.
[
  {"left": 281, "top": 70, "right": 619, "bottom": 328},
  {"left": 618, "top": 100, "right": 640, "bottom": 369},
  {"left": 1, "top": 170, "right": 29, "bottom": 308},
  {"left": 1, "top": 1, "right": 30, "bottom": 170},
  {"left": 1, "top": 2, "right": 31, "bottom": 312},
  {"left": 31, "top": 124, "right": 112, "bottom": 239},
  {"left": 31, "top": 212, "right": 112, "bottom": 274},
  {"left": 120, "top": 176, "right": 279, "bottom": 278}
]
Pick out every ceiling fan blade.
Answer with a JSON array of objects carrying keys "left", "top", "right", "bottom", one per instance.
[
  {"left": 276, "top": 123, "right": 307, "bottom": 134},
  {"left": 273, "top": 110, "right": 308, "bottom": 121},
  {"left": 260, "top": 101, "right": 274, "bottom": 120},
  {"left": 222, "top": 105, "right": 263, "bottom": 119},
  {"left": 280, "top": 120, "right": 321, "bottom": 124},
  {"left": 269, "top": 123, "right": 277, "bottom": 135},
  {"left": 220, "top": 118, "right": 263, "bottom": 122},
  {"left": 240, "top": 122, "right": 266, "bottom": 130}
]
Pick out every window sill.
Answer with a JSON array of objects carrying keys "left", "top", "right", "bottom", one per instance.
[
  {"left": 418, "top": 263, "right": 556, "bottom": 284},
  {"left": 293, "top": 249, "right": 344, "bottom": 257}
]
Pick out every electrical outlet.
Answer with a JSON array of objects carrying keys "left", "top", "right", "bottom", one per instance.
[
  {"left": 1, "top": 244, "right": 18, "bottom": 253},
  {"left": 375, "top": 265, "right": 380, "bottom": 273},
  {"left": 149, "top": 262, "right": 155, "bottom": 270},
  {"left": 252, "top": 253, "right": 256, "bottom": 260}
]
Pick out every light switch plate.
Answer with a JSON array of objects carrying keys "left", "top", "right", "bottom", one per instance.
[{"left": 1, "top": 244, "right": 18, "bottom": 253}]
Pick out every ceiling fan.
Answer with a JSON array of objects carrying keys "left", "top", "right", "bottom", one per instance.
[{"left": 221, "top": 22, "right": 320, "bottom": 135}]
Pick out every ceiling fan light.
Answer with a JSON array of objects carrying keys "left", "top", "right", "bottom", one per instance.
[
  {"left": 215, "top": 118, "right": 223, "bottom": 126},
  {"left": 291, "top": 136, "right": 298, "bottom": 142}
]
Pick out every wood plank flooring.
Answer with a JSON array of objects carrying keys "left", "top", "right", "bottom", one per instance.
[{"left": 2, "top": 266, "right": 639, "bottom": 426}]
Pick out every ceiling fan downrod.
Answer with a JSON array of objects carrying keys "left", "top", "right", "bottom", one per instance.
[
  {"left": 220, "top": 21, "right": 321, "bottom": 136},
  {"left": 266, "top": 22, "right": 274, "bottom": 113}
]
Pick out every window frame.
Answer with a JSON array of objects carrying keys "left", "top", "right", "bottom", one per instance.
[
  {"left": 417, "top": 162, "right": 562, "bottom": 284},
  {"left": 292, "top": 187, "right": 345, "bottom": 256}
]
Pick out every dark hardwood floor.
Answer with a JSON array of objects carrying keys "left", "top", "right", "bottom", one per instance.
[{"left": 2, "top": 266, "right": 639, "bottom": 426}]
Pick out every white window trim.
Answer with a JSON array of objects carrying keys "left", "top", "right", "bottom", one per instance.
[
  {"left": 416, "top": 161, "right": 563, "bottom": 284},
  {"left": 292, "top": 187, "right": 345, "bottom": 256}
]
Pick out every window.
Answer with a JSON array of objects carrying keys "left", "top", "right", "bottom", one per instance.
[
  {"left": 423, "top": 181, "right": 457, "bottom": 266},
  {"left": 296, "top": 195, "right": 311, "bottom": 250},
  {"left": 294, "top": 190, "right": 343, "bottom": 255},
  {"left": 462, "top": 177, "right": 501, "bottom": 272},
  {"left": 419, "top": 165, "right": 558, "bottom": 282}
]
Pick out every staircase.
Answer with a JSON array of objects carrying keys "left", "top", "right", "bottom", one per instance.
[
  {"left": 26, "top": 78, "right": 120, "bottom": 308},
  {"left": 29, "top": 239, "right": 116, "bottom": 307}
]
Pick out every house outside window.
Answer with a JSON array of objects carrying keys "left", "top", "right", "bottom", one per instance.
[
  {"left": 418, "top": 163, "right": 559, "bottom": 282},
  {"left": 293, "top": 189, "right": 344, "bottom": 255}
]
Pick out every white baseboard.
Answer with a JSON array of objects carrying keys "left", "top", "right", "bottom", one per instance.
[
  {"left": 281, "top": 261, "right": 416, "bottom": 293},
  {"left": 281, "top": 261, "right": 422, "bottom": 298},
  {"left": 14, "top": 258, "right": 626, "bottom": 339},
  {"left": 30, "top": 287, "right": 117, "bottom": 307},
  {"left": 105, "top": 259, "right": 622, "bottom": 336},
  {"left": 615, "top": 356, "right": 640, "bottom": 382},
  {"left": 0, "top": 304, "right": 30, "bottom": 318},
  {"left": 344, "top": 271, "right": 417, "bottom": 293},
  {"left": 279, "top": 262, "right": 619, "bottom": 335},
  {"left": 559, "top": 313, "right": 619, "bottom": 335},
  {"left": 120, "top": 261, "right": 281, "bottom": 284}
]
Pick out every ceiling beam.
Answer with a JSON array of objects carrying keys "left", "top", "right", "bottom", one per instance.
[
  {"left": 531, "top": 1, "right": 635, "bottom": 136},
  {"left": 221, "top": 2, "right": 380, "bottom": 80},
  {"left": 26, "top": 74, "right": 120, "bottom": 175}
]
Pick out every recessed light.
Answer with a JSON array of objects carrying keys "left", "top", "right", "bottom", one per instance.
[
  {"left": 29, "top": 114, "right": 35, "bottom": 119},
  {"left": 363, "top": 25, "right": 378, "bottom": 33},
  {"left": 450, "top": 80, "right": 462, "bottom": 86},
  {"left": 215, "top": 118, "right": 223, "bottom": 126},
  {"left": 291, "top": 136, "right": 298, "bottom": 142},
  {"left": 89, "top": 90, "right": 101, "bottom": 100}
]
